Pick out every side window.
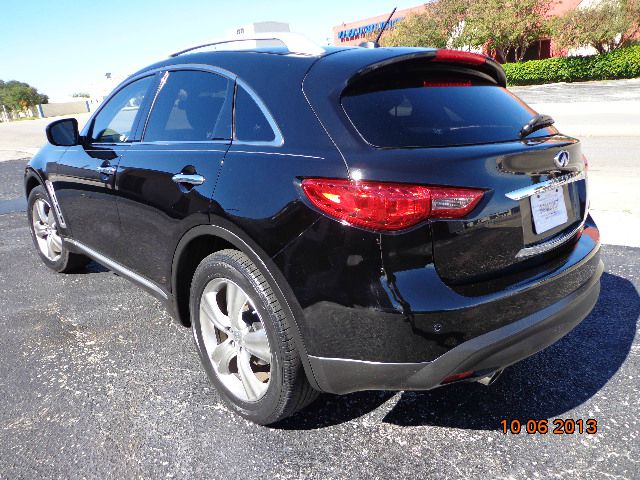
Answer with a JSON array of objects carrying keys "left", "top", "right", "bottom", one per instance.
[
  {"left": 144, "top": 70, "right": 232, "bottom": 142},
  {"left": 91, "top": 76, "right": 153, "bottom": 143},
  {"left": 234, "top": 86, "right": 276, "bottom": 143}
]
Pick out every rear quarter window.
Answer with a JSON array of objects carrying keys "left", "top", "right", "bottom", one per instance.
[
  {"left": 341, "top": 72, "right": 554, "bottom": 148},
  {"left": 234, "top": 85, "right": 276, "bottom": 143}
]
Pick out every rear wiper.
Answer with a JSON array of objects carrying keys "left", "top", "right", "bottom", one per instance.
[{"left": 520, "top": 114, "right": 555, "bottom": 138}]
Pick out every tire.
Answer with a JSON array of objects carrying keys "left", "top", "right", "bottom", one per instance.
[
  {"left": 27, "top": 185, "right": 89, "bottom": 273},
  {"left": 190, "top": 249, "right": 318, "bottom": 425}
]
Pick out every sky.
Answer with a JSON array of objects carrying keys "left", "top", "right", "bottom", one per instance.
[{"left": 0, "top": 0, "right": 420, "bottom": 101}]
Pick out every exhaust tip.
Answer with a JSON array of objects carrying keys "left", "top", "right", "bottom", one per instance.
[{"left": 476, "top": 369, "right": 504, "bottom": 386}]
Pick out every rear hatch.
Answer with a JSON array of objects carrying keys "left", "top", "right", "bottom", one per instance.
[{"left": 303, "top": 49, "right": 588, "bottom": 286}]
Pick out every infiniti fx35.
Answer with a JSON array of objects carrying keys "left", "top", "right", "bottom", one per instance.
[{"left": 25, "top": 40, "right": 602, "bottom": 424}]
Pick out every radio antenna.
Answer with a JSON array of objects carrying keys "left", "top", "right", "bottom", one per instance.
[{"left": 375, "top": 7, "right": 397, "bottom": 44}]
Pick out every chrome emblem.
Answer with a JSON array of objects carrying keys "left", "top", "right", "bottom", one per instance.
[{"left": 554, "top": 150, "right": 570, "bottom": 168}]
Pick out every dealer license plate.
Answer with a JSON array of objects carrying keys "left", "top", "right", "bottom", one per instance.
[{"left": 530, "top": 187, "right": 568, "bottom": 235}]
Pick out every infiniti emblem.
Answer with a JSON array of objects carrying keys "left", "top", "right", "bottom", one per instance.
[{"left": 554, "top": 150, "right": 570, "bottom": 168}]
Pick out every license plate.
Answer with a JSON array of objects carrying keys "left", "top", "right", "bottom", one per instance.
[{"left": 530, "top": 187, "right": 568, "bottom": 234}]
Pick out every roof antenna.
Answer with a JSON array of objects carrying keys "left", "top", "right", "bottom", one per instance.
[{"left": 359, "top": 7, "right": 397, "bottom": 48}]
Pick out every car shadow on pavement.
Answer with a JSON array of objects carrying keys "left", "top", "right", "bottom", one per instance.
[
  {"left": 68, "top": 260, "right": 109, "bottom": 274},
  {"left": 273, "top": 390, "right": 397, "bottom": 430},
  {"left": 275, "top": 272, "right": 638, "bottom": 431}
]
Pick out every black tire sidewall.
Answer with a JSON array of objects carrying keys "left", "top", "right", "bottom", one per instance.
[
  {"left": 190, "top": 252, "right": 289, "bottom": 423},
  {"left": 27, "top": 185, "right": 71, "bottom": 272}
]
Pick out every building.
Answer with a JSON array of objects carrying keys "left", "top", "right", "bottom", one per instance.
[
  {"left": 225, "top": 21, "right": 290, "bottom": 49},
  {"left": 332, "top": 0, "right": 593, "bottom": 61},
  {"left": 333, "top": 5, "right": 427, "bottom": 47}
]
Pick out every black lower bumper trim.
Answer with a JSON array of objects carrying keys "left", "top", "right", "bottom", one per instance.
[{"left": 309, "top": 259, "right": 603, "bottom": 394}]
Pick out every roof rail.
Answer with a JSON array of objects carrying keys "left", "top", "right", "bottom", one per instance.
[{"left": 170, "top": 32, "right": 325, "bottom": 57}]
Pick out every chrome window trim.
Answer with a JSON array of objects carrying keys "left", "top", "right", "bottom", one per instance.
[
  {"left": 137, "top": 140, "right": 230, "bottom": 145},
  {"left": 133, "top": 65, "right": 283, "bottom": 147},
  {"left": 119, "top": 148, "right": 229, "bottom": 153},
  {"left": 87, "top": 64, "right": 284, "bottom": 148},
  {"left": 131, "top": 64, "right": 239, "bottom": 82},
  {"left": 84, "top": 142, "right": 131, "bottom": 147},
  {"left": 515, "top": 221, "right": 585, "bottom": 258},
  {"left": 139, "top": 70, "right": 169, "bottom": 140},
  {"left": 505, "top": 171, "right": 586, "bottom": 201},
  {"left": 88, "top": 65, "right": 237, "bottom": 137},
  {"left": 234, "top": 78, "right": 284, "bottom": 147}
]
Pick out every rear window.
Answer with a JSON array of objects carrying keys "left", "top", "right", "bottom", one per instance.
[{"left": 341, "top": 72, "right": 553, "bottom": 148}]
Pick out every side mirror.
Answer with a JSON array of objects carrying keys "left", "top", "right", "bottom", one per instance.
[{"left": 46, "top": 118, "right": 80, "bottom": 146}]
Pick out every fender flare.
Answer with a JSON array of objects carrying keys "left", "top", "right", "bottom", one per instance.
[
  {"left": 24, "top": 167, "right": 45, "bottom": 196},
  {"left": 170, "top": 216, "right": 322, "bottom": 391}
]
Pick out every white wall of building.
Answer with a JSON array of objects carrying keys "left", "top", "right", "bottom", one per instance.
[{"left": 224, "top": 21, "right": 290, "bottom": 49}]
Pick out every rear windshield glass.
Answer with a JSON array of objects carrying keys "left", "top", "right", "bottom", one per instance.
[{"left": 341, "top": 72, "right": 553, "bottom": 148}]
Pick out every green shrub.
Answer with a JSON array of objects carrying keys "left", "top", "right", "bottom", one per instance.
[{"left": 503, "top": 45, "right": 640, "bottom": 85}]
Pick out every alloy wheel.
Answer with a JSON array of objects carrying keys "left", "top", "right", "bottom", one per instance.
[
  {"left": 31, "top": 198, "right": 63, "bottom": 262},
  {"left": 199, "top": 278, "right": 272, "bottom": 402}
]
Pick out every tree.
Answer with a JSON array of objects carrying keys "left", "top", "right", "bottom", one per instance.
[
  {"left": 377, "top": 0, "right": 553, "bottom": 62},
  {"left": 381, "top": 0, "right": 472, "bottom": 49},
  {"left": 72, "top": 92, "right": 90, "bottom": 98},
  {"left": 0, "top": 80, "right": 48, "bottom": 113},
  {"left": 552, "top": 0, "right": 640, "bottom": 54},
  {"left": 464, "top": 0, "right": 553, "bottom": 62},
  {"left": 381, "top": 12, "right": 449, "bottom": 48}
]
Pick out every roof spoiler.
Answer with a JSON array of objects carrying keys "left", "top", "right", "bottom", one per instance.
[{"left": 348, "top": 49, "right": 508, "bottom": 88}]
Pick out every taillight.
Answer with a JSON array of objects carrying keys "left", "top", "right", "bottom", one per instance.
[
  {"left": 434, "top": 49, "right": 487, "bottom": 65},
  {"left": 301, "top": 178, "right": 484, "bottom": 231}
]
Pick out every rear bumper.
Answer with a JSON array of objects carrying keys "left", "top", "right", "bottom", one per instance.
[
  {"left": 309, "top": 257, "right": 602, "bottom": 394},
  {"left": 286, "top": 217, "right": 601, "bottom": 364}
]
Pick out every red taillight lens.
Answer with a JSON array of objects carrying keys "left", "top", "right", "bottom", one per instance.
[
  {"left": 434, "top": 49, "right": 487, "bottom": 65},
  {"left": 442, "top": 371, "right": 474, "bottom": 384},
  {"left": 301, "top": 179, "right": 484, "bottom": 231}
]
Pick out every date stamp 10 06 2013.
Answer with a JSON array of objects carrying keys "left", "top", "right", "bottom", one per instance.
[{"left": 500, "top": 419, "right": 598, "bottom": 435}]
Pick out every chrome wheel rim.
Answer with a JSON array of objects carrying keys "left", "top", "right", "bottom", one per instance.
[
  {"left": 31, "top": 198, "right": 63, "bottom": 262},
  {"left": 199, "top": 278, "right": 272, "bottom": 402}
]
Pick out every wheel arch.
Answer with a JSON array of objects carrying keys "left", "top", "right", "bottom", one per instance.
[
  {"left": 24, "top": 168, "right": 44, "bottom": 198},
  {"left": 170, "top": 217, "right": 321, "bottom": 390}
]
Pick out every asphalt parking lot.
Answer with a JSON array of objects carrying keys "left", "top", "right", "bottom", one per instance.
[{"left": 0, "top": 158, "right": 638, "bottom": 478}]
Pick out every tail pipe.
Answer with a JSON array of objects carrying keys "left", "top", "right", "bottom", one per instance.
[{"left": 476, "top": 369, "right": 504, "bottom": 386}]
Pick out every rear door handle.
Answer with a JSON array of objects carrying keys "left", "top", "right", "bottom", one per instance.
[
  {"left": 96, "top": 166, "right": 117, "bottom": 175},
  {"left": 171, "top": 173, "right": 205, "bottom": 186}
]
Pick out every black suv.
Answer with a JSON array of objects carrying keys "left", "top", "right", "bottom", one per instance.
[{"left": 25, "top": 35, "right": 602, "bottom": 425}]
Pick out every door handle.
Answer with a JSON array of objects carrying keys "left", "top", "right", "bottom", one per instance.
[
  {"left": 171, "top": 173, "right": 205, "bottom": 186},
  {"left": 97, "top": 166, "right": 117, "bottom": 175}
]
